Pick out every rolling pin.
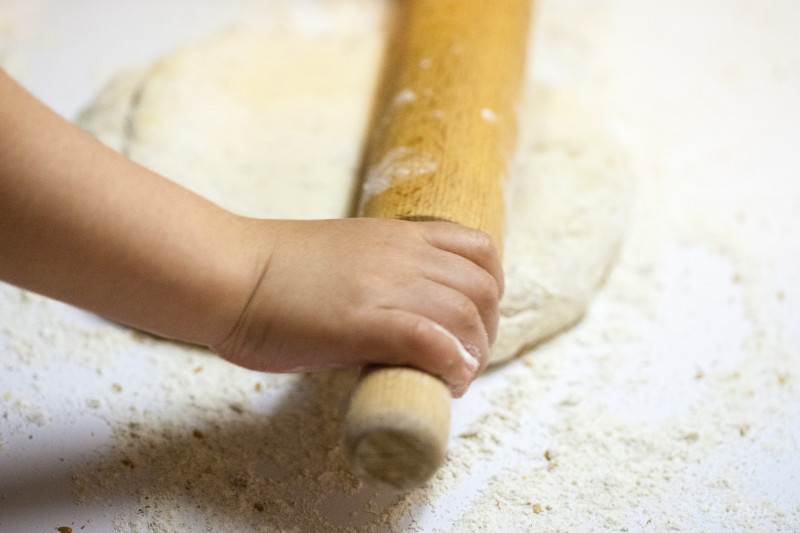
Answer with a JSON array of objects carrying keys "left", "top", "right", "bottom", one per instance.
[{"left": 342, "top": 0, "right": 533, "bottom": 490}]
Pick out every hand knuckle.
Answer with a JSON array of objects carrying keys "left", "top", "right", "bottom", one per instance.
[
  {"left": 398, "top": 316, "right": 436, "bottom": 351},
  {"left": 452, "top": 295, "right": 479, "bottom": 324},
  {"left": 473, "top": 230, "right": 496, "bottom": 255}
]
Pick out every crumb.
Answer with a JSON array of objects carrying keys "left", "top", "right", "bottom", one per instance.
[
  {"left": 4, "top": 3, "right": 798, "bottom": 532},
  {"left": 112, "top": 383, "right": 122, "bottom": 393},
  {"left": 230, "top": 473, "right": 249, "bottom": 488}
]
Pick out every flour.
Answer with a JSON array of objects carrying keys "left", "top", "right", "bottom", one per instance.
[
  {"left": 1, "top": 0, "right": 798, "bottom": 532},
  {"left": 360, "top": 147, "right": 440, "bottom": 215}
]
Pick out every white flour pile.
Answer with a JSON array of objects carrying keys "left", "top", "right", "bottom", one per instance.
[{"left": 1, "top": 1, "right": 799, "bottom": 532}]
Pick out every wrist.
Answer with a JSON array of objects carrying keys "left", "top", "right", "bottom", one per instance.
[{"left": 184, "top": 214, "right": 273, "bottom": 350}]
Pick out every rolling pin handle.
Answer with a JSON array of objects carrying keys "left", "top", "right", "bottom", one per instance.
[{"left": 342, "top": 366, "right": 451, "bottom": 490}]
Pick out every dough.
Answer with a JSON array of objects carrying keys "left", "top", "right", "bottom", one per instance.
[{"left": 77, "top": 28, "right": 632, "bottom": 365}]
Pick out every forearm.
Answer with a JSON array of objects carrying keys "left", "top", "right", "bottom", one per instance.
[
  {"left": 0, "top": 71, "right": 503, "bottom": 396},
  {"left": 0, "top": 70, "right": 262, "bottom": 346}
]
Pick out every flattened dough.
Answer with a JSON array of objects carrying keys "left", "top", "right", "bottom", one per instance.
[{"left": 77, "top": 28, "right": 632, "bottom": 365}]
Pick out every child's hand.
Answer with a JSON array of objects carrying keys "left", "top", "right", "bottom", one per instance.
[
  {"left": 214, "top": 218, "right": 503, "bottom": 397},
  {"left": 0, "top": 71, "right": 502, "bottom": 397}
]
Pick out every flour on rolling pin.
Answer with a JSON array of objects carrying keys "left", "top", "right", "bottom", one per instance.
[
  {"left": 358, "top": 146, "right": 438, "bottom": 216},
  {"left": 4, "top": 0, "right": 795, "bottom": 528}
]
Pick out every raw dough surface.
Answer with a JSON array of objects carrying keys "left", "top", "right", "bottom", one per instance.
[
  {"left": 77, "top": 28, "right": 631, "bottom": 364},
  {"left": 5, "top": 1, "right": 798, "bottom": 531}
]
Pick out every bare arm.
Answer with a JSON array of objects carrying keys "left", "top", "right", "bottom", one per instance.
[
  {"left": 0, "top": 69, "right": 258, "bottom": 346},
  {"left": 0, "top": 70, "right": 503, "bottom": 396}
]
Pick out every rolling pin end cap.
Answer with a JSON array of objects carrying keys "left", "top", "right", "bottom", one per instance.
[
  {"left": 342, "top": 367, "right": 451, "bottom": 490},
  {"left": 343, "top": 425, "right": 444, "bottom": 490}
]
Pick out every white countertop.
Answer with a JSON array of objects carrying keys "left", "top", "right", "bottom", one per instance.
[{"left": 1, "top": 1, "right": 799, "bottom": 531}]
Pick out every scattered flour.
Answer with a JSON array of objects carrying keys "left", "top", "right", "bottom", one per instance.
[{"left": 1, "top": 0, "right": 798, "bottom": 532}]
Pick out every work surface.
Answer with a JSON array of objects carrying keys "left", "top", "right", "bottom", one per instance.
[{"left": 2, "top": 1, "right": 799, "bottom": 531}]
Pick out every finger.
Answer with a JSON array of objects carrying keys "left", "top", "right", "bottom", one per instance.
[
  {"left": 419, "top": 248, "right": 501, "bottom": 344},
  {"left": 372, "top": 279, "right": 491, "bottom": 376},
  {"left": 418, "top": 222, "right": 505, "bottom": 298},
  {"left": 357, "top": 309, "right": 483, "bottom": 397}
]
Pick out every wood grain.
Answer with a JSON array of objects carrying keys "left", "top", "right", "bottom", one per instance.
[{"left": 343, "top": 0, "right": 532, "bottom": 490}]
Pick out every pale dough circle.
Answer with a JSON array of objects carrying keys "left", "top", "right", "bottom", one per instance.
[{"left": 77, "top": 29, "right": 632, "bottom": 365}]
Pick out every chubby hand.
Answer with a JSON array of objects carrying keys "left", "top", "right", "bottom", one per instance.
[
  {"left": 0, "top": 71, "right": 501, "bottom": 395},
  {"left": 214, "top": 218, "right": 504, "bottom": 397}
]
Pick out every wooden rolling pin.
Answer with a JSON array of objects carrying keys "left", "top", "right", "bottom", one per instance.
[{"left": 342, "top": 0, "right": 533, "bottom": 490}]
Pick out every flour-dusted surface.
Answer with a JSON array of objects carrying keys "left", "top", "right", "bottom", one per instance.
[{"left": 1, "top": 1, "right": 799, "bottom": 532}]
